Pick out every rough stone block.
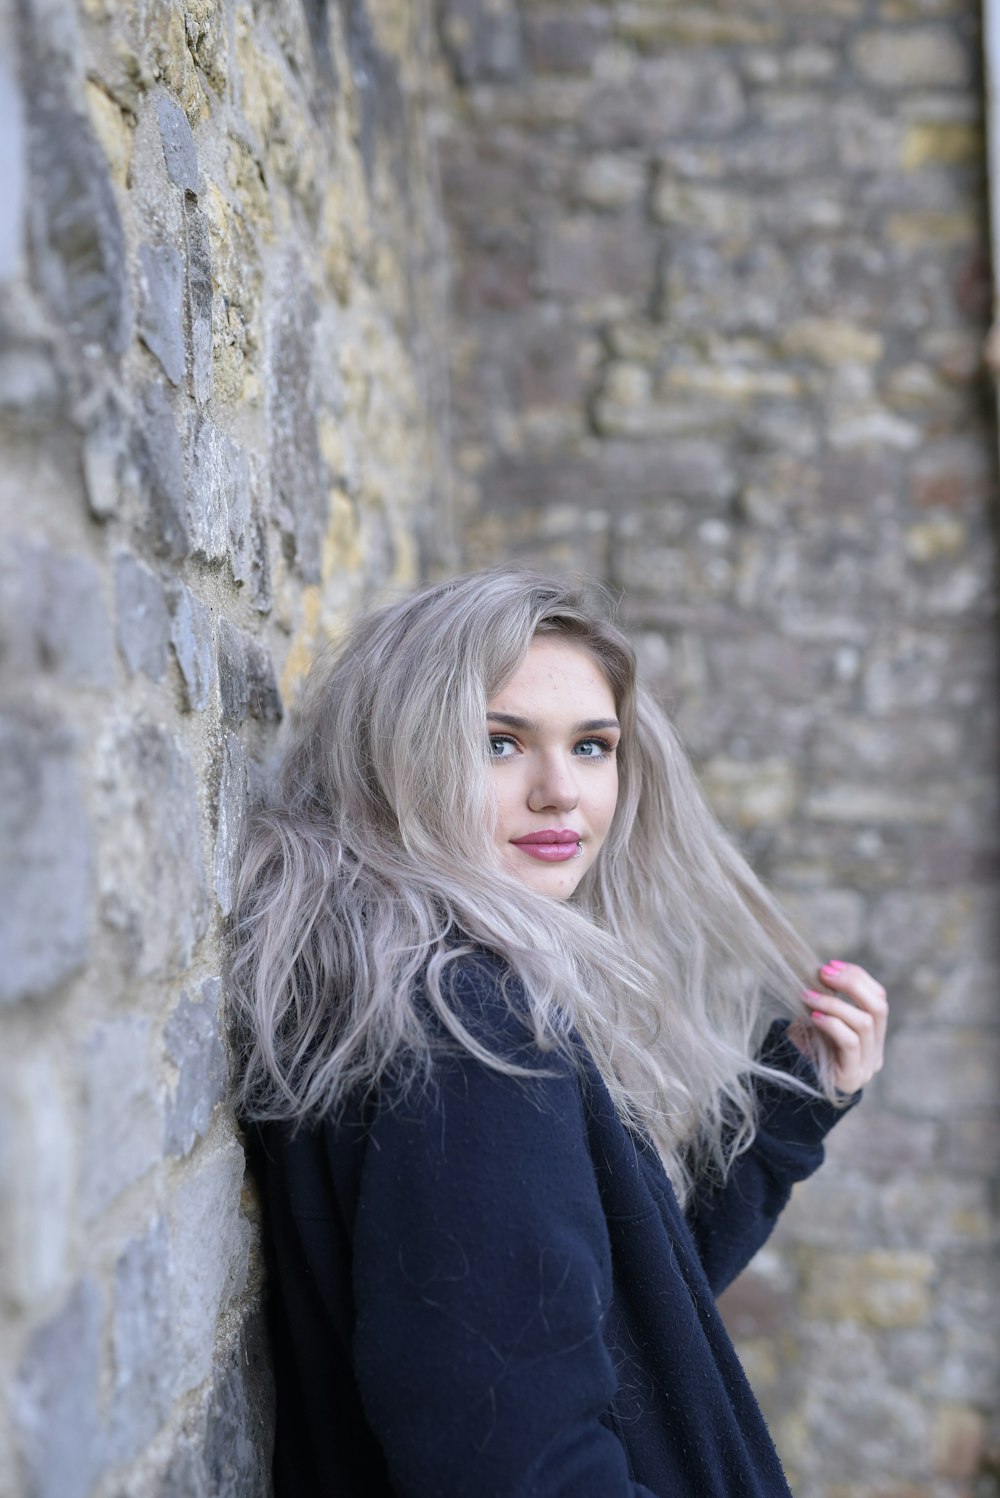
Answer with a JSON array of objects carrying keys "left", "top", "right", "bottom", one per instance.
[
  {"left": 523, "top": 13, "right": 607, "bottom": 75},
  {"left": 26, "top": 85, "right": 131, "bottom": 355},
  {"left": 773, "top": 887, "right": 866, "bottom": 955},
  {"left": 155, "top": 92, "right": 199, "bottom": 193},
  {"left": 132, "top": 382, "right": 190, "bottom": 561},
  {"left": 167, "top": 579, "right": 216, "bottom": 711},
  {"left": 852, "top": 27, "right": 972, "bottom": 89},
  {"left": 217, "top": 620, "right": 282, "bottom": 728},
  {"left": 0, "top": 539, "right": 114, "bottom": 687},
  {"left": 114, "top": 549, "right": 170, "bottom": 680},
  {"left": 538, "top": 214, "right": 655, "bottom": 305},
  {"left": 270, "top": 270, "right": 325, "bottom": 582},
  {"left": 0, "top": 1054, "right": 74, "bottom": 1305},
  {"left": 884, "top": 1029, "right": 1000, "bottom": 1118},
  {"left": 188, "top": 417, "right": 252, "bottom": 583},
  {"left": 94, "top": 717, "right": 209, "bottom": 976},
  {"left": 700, "top": 755, "right": 799, "bottom": 829},
  {"left": 165, "top": 978, "right": 228, "bottom": 1156},
  {"left": 82, "top": 1014, "right": 161, "bottom": 1219},
  {"left": 169, "top": 1142, "right": 251, "bottom": 1395},
  {"left": 11, "top": 1279, "right": 106, "bottom": 1498},
  {"left": 110, "top": 1216, "right": 174, "bottom": 1465},
  {"left": 799, "top": 1248, "right": 934, "bottom": 1328},
  {"left": 139, "top": 242, "right": 187, "bottom": 386},
  {"left": 584, "top": 56, "right": 744, "bottom": 148},
  {"left": 440, "top": 0, "right": 523, "bottom": 83},
  {"left": 214, "top": 731, "right": 248, "bottom": 917},
  {"left": 185, "top": 202, "right": 213, "bottom": 406},
  {"left": 0, "top": 46, "right": 25, "bottom": 282},
  {"left": 0, "top": 710, "right": 91, "bottom": 1005}
]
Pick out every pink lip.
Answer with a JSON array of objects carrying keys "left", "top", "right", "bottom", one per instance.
[{"left": 511, "top": 830, "right": 582, "bottom": 863}]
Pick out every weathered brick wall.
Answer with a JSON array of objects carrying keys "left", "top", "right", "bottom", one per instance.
[
  {"left": 436, "top": 2, "right": 1000, "bottom": 1493},
  {"left": 0, "top": 0, "right": 450, "bottom": 1492}
]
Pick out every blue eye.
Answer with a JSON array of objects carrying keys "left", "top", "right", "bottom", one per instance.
[
  {"left": 488, "top": 734, "right": 517, "bottom": 759},
  {"left": 574, "top": 738, "right": 614, "bottom": 759}
]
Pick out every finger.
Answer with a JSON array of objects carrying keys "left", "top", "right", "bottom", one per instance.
[
  {"left": 808, "top": 1010, "right": 870, "bottom": 1091},
  {"left": 805, "top": 989, "right": 878, "bottom": 1041},
  {"left": 818, "top": 961, "right": 888, "bottom": 1019}
]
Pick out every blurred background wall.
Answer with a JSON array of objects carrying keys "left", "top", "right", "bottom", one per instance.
[
  {"left": 434, "top": 2, "right": 1000, "bottom": 1492},
  {"left": 0, "top": 0, "right": 997, "bottom": 1494}
]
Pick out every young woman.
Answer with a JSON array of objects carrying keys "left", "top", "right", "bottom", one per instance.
[{"left": 231, "top": 569, "right": 887, "bottom": 1497}]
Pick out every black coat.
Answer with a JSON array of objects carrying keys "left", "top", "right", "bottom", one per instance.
[{"left": 247, "top": 952, "right": 855, "bottom": 1496}]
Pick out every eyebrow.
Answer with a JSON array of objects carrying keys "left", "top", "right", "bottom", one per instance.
[{"left": 487, "top": 712, "right": 621, "bottom": 733}]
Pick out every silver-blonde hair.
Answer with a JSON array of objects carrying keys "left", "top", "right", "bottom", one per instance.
[{"left": 230, "top": 568, "right": 837, "bottom": 1204}]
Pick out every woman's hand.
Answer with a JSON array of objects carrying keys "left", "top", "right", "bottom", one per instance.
[{"left": 802, "top": 960, "right": 888, "bottom": 1095}]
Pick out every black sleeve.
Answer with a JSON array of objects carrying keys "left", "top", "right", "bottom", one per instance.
[
  {"left": 348, "top": 958, "right": 661, "bottom": 1497},
  {"left": 685, "top": 1021, "right": 860, "bottom": 1296}
]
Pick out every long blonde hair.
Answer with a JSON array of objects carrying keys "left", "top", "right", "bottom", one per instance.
[{"left": 230, "top": 569, "right": 836, "bottom": 1204}]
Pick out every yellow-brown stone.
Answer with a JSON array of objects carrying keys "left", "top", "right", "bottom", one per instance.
[{"left": 798, "top": 1250, "right": 934, "bottom": 1329}]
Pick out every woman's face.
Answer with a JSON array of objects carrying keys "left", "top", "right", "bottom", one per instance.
[{"left": 486, "top": 636, "right": 620, "bottom": 901}]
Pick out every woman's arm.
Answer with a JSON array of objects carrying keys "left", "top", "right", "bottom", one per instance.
[
  {"left": 687, "top": 961, "right": 887, "bottom": 1296},
  {"left": 348, "top": 958, "right": 659, "bottom": 1497}
]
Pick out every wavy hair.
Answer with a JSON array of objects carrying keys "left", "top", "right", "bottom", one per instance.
[{"left": 229, "top": 568, "right": 838, "bottom": 1204}]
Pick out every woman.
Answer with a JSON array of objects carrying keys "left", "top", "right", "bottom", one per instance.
[{"left": 231, "top": 568, "right": 887, "bottom": 1497}]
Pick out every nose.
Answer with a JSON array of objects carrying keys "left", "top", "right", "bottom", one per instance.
[{"left": 527, "top": 750, "right": 580, "bottom": 813}]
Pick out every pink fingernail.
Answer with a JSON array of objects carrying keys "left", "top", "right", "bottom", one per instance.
[
  {"left": 805, "top": 989, "right": 824, "bottom": 1000},
  {"left": 811, "top": 1010, "right": 825, "bottom": 1022},
  {"left": 822, "top": 960, "right": 845, "bottom": 973}
]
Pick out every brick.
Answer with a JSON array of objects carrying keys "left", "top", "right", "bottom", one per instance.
[
  {"left": 185, "top": 202, "right": 214, "bottom": 406},
  {"left": 583, "top": 56, "right": 745, "bottom": 149},
  {"left": 132, "top": 382, "right": 191, "bottom": 562},
  {"left": 188, "top": 417, "right": 252, "bottom": 582},
  {"left": 114, "top": 549, "right": 170, "bottom": 680},
  {"left": 82, "top": 1014, "right": 161, "bottom": 1219},
  {"left": 883, "top": 1029, "right": 1000, "bottom": 1118},
  {"left": 11, "top": 1280, "right": 106, "bottom": 1498},
  {"left": 0, "top": 1055, "right": 74, "bottom": 1305},
  {"left": 852, "top": 27, "right": 972, "bottom": 89},
  {"left": 0, "top": 711, "right": 91, "bottom": 1005},
  {"left": 214, "top": 731, "right": 248, "bottom": 917},
  {"left": 165, "top": 978, "right": 228, "bottom": 1156},
  {"left": 169, "top": 1142, "right": 251, "bottom": 1395},
  {"left": 155, "top": 92, "right": 199, "bottom": 193},
  {"left": 26, "top": 85, "right": 131, "bottom": 354},
  {"left": 217, "top": 619, "right": 282, "bottom": 728},
  {"left": 269, "top": 271, "right": 326, "bottom": 583},
  {"left": 94, "top": 717, "right": 209, "bottom": 977},
  {"left": 0, "top": 539, "right": 114, "bottom": 687},
  {"left": 110, "top": 1216, "right": 174, "bottom": 1464},
  {"left": 138, "top": 242, "right": 186, "bottom": 385},
  {"left": 167, "top": 580, "right": 216, "bottom": 711},
  {"left": 440, "top": 0, "right": 523, "bottom": 84}
]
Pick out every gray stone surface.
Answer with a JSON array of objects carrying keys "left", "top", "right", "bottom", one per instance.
[
  {"left": 164, "top": 978, "right": 227, "bottom": 1157},
  {"left": 439, "top": 0, "right": 523, "bottom": 84},
  {"left": 0, "top": 45, "right": 25, "bottom": 283},
  {"left": 94, "top": 718, "right": 209, "bottom": 977},
  {"left": 214, "top": 732, "right": 248, "bottom": 918},
  {"left": 139, "top": 242, "right": 186, "bottom": 387},
  {"left": 167, "top": 580, "right": 216, "bottom": 711},
  {"left": 82, "top": 1014, "right": 161, "bottom": 1220},
  {"left": 114, "top": 549, "right": 169, "bottom": 680},
  {"left": 0, "top": 711, "right": 91, "bottom": 1006},
  {"left": 269, "top": 268, "right": 325, "bottom": 583},
  {"left": 110, "top": 1215, "right": 174, "bottom": 1465},
  {"left": 155, "top": 93, "right": 199, "bottom": 194},
  {"left": 133, "top": 382, "right": 190, "bottom": 561},
  {"left": 202, "top": 1307, "right": 274, "bottom": 1498},
  {"left": 11, "top": 1279, "right": 106, "bottom": 1498},
  {"left": 188, "top": 417, "right": 252, "bottom": 581},
  {"left": 0, "top": 540, "right": 114, "bottom": 687},
  {"left": 26, "top": 84, "right": 131, "bottom": 354},
  {"left": 185, "top": 203, "right": 213, "bottom": 407},
  {"left": 169, "top": 1142, "right": 251, "bottom": 1396},
  {"left": 217, "top": 618, "right": 282, "bottom": 728}
]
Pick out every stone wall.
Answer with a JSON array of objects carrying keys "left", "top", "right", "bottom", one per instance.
[
  {"left": 436, "top": 2, "right": 1000, "bottom": 1494},
  {"left": 0, "top": 0, "right": 450, "bottom": 1492}
]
